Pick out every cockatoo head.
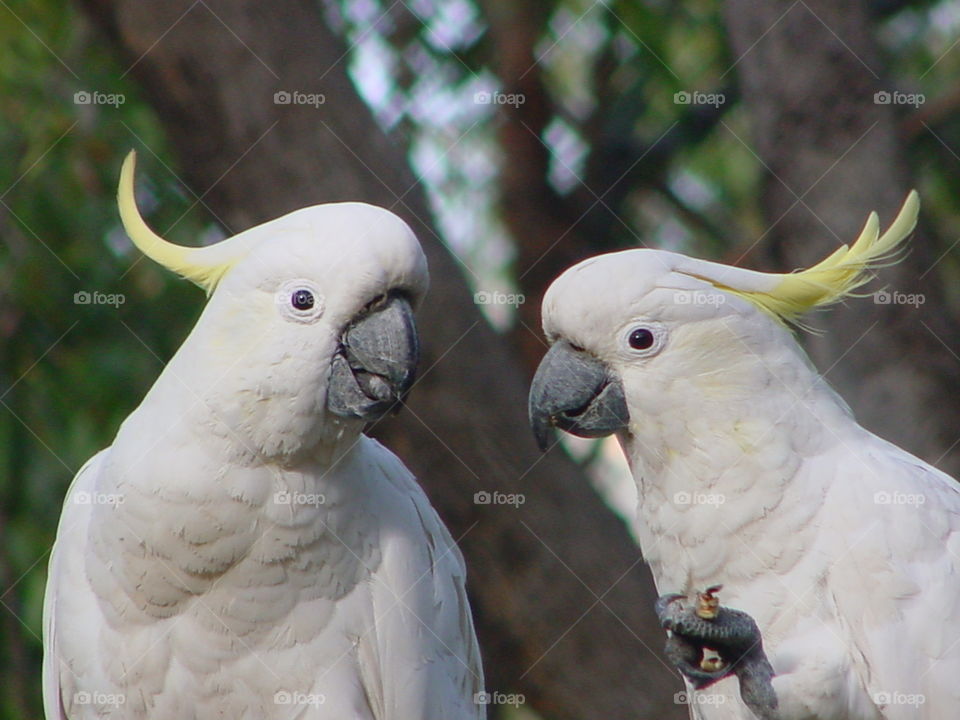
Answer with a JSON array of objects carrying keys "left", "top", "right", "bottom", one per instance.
[
  {"left": 528, "top": 192, "right": 919, "bottom": 452},
  {"left": 119, "top": 152, "right": 428, "bottom": 459}
]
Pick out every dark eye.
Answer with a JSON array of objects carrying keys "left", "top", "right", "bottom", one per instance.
[
  {"left": 291, "top": 289, "right": 315, "bottom": 311},
  {"left": 364, "top": 293, "right": 387, "bottom": 312},
  {"left": 628, "top": 328, "right": 654, "bottom": 350}
]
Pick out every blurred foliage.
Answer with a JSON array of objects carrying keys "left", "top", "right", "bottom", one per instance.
[
  {"left": 1, "top": 0, "right": 958, "bottom": 717},
  {"left": 0, "top": 3, "right": 212, "bottom": 716}
]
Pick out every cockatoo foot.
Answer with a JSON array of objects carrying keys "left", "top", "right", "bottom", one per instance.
[{"left": 656, "top": 588, "right": 781, "bottom": 720}]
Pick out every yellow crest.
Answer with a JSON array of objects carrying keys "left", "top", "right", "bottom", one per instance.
[
  {"left": 118, "top": 151, "right": 240, "bottom": 293},
  {"left": 716, "top": 191, "right": 919, "bottom": 324}
]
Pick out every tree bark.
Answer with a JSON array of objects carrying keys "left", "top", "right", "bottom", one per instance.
[
  {"left": 724, "top": 0, "right": 960, "bottom": 476},
  {"left": 76, "top": 1, "right": 684, "bottom": 717}
]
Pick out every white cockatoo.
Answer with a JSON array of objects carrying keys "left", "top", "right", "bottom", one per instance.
[
  {"left": 529, "top": 191, "right": 960, "bottom": 719},
  {"left": 43, "top": 152, "right": 484, "bottom": 719}
]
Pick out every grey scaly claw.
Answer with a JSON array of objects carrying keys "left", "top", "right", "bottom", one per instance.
[{"left": 655, "top": 587, "right": 781, "bottom": 720}]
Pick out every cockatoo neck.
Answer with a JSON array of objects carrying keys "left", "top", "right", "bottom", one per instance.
[
  {"left": 136, "top": 338, "right": 366, "bottom": 469},
  {"left": 620, "top": 339, "right": 852, "bottom": 593}
]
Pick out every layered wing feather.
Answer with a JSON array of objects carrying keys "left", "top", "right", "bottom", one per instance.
[
  {"left": 42, "top": 449, "right": 110, "bottom": 720},
  {"left": 357, "top": 437, "right": 484, "bottom": 719},
  {"left": 826, "top": 433, "right": 960, "bottom": 719}
]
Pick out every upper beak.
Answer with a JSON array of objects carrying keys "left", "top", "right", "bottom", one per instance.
[
  {"left": 528, "top": 340, "right": 629, "bottom": 451},
  {"left": 327, "top": 293, "right": 419, "bottom": 421}
]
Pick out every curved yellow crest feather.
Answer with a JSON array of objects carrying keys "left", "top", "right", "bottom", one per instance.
[
  {"left": 118, "top": 151, "right": 237, "bottom": 293},
  {"left": 718, "top": 191, "right": 920, "bottom": 323}
]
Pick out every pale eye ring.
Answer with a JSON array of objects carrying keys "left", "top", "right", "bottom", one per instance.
[
  {"left": 276, "top": 280, "right": 324, "bottom": 323},
  {"left": 622, "top": 321, "right": 666, "bottom": 357}
]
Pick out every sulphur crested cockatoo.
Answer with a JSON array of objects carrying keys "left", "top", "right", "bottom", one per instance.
[
  {"left": 529, "top": 191, "right": 960, "bottom": 719},
  {"left": 43, "top": 152, "right": 484, "bottom": 719}
]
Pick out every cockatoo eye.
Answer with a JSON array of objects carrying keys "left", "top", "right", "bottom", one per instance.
[
  {"left": 622, "top": 322, "right": 666, "bottom": 357},
  {"left": 628, "top": 328, "right": 654, "bottom": 350},
  {"left": 275, "top": 280, "right": 324, "bottom": 323},
  {"left": 291, "top": 289, "right": 315, "bottom": 310},
  {"left": 364, "top": 293, "right": 387, "bottom": 311}
]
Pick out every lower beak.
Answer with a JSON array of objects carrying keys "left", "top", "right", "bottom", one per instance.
[
  {"left": 327, "top": 294, "right": 419, "bottom": 421},
  {"left": 528, "top": 340, "right": 629, "bottom": 451}
]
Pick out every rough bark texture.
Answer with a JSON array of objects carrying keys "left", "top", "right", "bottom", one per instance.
[
  {"left": 724, "top": 0, "right": 960, "bottom": 475},
  {"left": 76, "top": 1, "right": 685, "bottom": 717}
]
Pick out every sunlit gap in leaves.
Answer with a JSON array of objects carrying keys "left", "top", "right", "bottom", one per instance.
[{"left": 323, "top": 0, "right": 524, "bottom": 330}]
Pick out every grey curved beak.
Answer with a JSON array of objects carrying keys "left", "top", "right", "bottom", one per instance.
[
  {"left": 528, "top": 340, "right": 629, "bottom": 451},
  {"left": 327, "top": 293, "right": 419, "bottom": 421}
]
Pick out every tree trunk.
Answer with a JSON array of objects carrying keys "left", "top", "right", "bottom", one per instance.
[
  {"left": 724, "top": 0, "right": 960, "bottom": 476},
  {"left": 76, "top": 1, "right": 685, "bottom": 717},
  {"left": 477, "top": 0, "right": 594, "bottom": 376}
]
